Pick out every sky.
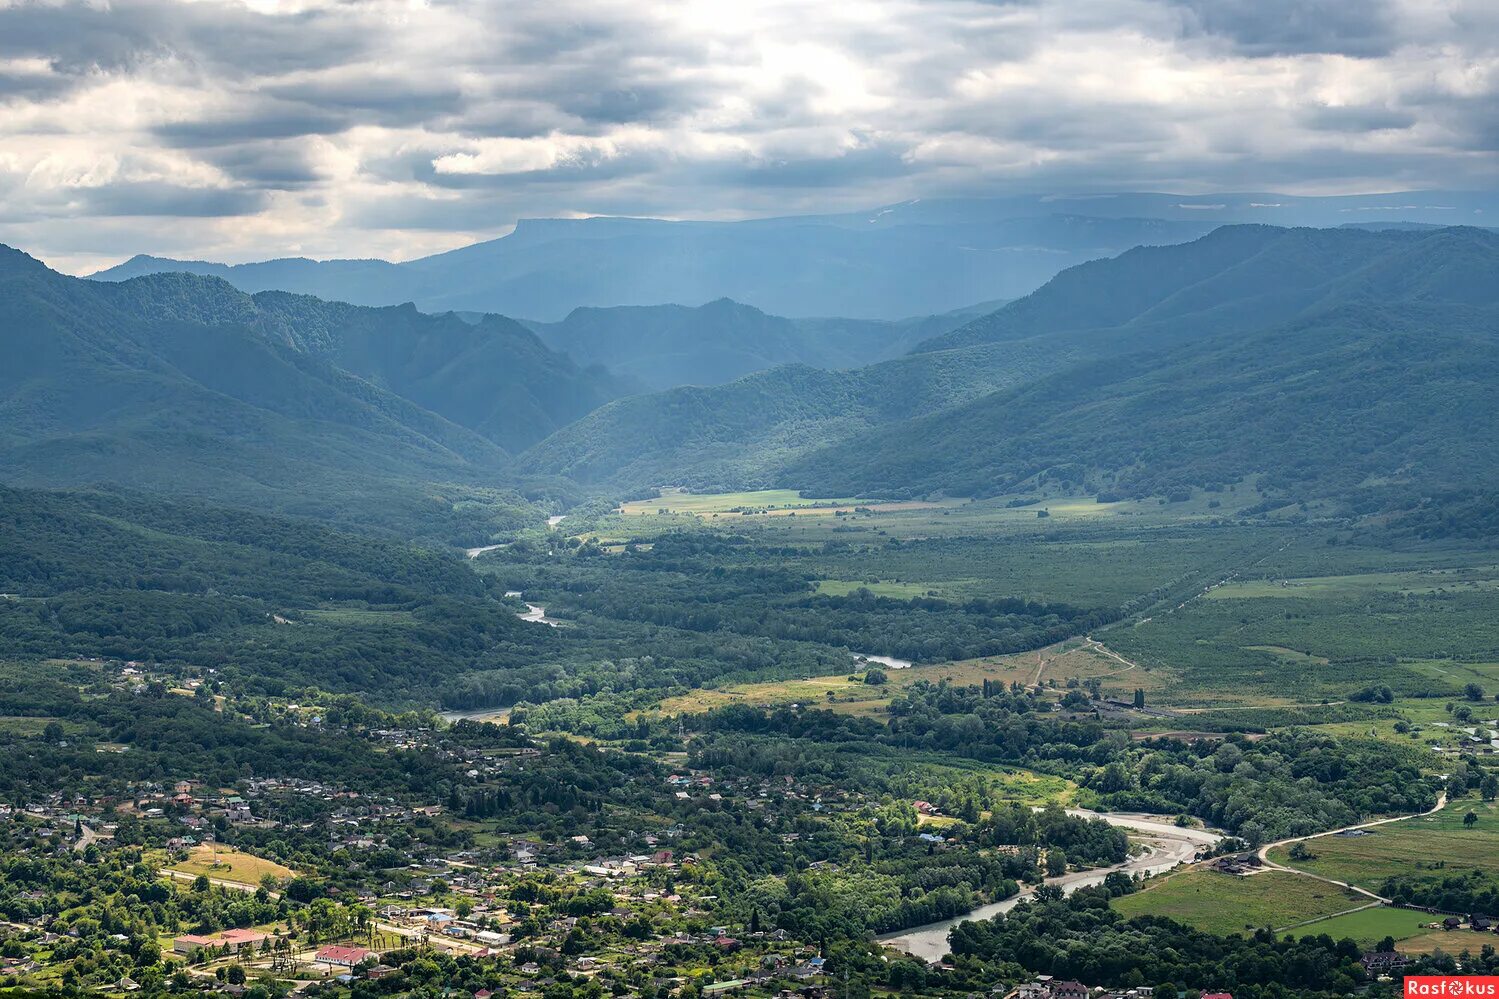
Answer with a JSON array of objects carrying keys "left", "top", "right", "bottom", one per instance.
[{"left": 1, "top": 0, "right": 1497, "bottom": 273}]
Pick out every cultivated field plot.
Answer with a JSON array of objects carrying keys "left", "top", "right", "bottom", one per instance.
[
  {"left": 1267, "top": 798, "right": 1499, "bottom": 894},
  {"left": 651, "top": 639, "right": 1167, "bottom": 720},
  {"left": 1113, "top": 868, "right": 1366, "bottom": 935},
  {"left": 800, "top": 527, "right": 1279, "bottom": 621},
  {"left": 618, "top": 488, "right": 956, "bottom": 518},
  {"left": 653, "top": 672, "right": 896, "bottom": 718},
  {"left": 1105, "top": 542, "right": 1499, "bottom": 706},
  {"left": 164, "top": 845, "right": 296, "bottom": 887}
]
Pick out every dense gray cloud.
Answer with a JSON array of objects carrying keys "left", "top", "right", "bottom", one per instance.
[
  {"left": 1170, "top": 0, "right": 1402, "bottom": 56},
  {"left": 0, "top": 0, "right": 1494, "bottom": 271}
]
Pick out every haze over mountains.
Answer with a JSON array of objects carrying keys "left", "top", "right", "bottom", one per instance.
[{"left": 88, "top": 192, "right": 1499, "bottom": 321}]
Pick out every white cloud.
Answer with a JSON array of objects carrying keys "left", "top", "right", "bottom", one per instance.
[{"left": 0, "top": 0, "right": 1495, "bottom": 271}]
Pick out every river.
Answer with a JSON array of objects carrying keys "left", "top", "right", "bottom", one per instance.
[
  {"left": 518, "top": 602, "right": 559, "bottom": 626},
  {"left": 465, "top": 516, "right": 565, "bottom": 559},
  {"left": 438, "top": 706, "right": 512, "bottom": 724},
  {"left": 854, "top": 652, "right": 914, "bottom": 670},
  {"left": 877, "top": 810, "right": 1221, "bottom": 962}
]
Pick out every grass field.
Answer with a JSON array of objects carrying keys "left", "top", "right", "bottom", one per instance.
[
  {"left": 1292, "top": 905, "right": 1437, "bottom": 946},
  {"left": 165, "top": 845, "right": 295, "bottom": 887},
  {"left": 847, "top": 751, "right": 1078, "bottom": 808},
  {"left": 0, "top": 715, "right": 81, "bottom": 737},
  {"left": 654, "top": 672, "right": 894, "bottom": 718},
  {"left": 651, "top": 637, "right": 1178, "bottom": 720},
  {"left": 1113, "top": 868, "right": 1366, "bottom": 935},
  {"left": 619, "top": 488, "right": 905, "bottom": 517},
  {"left": 1106, "top": 541, "right": 1499, "bottom": 707},
  {"left": 1268, "top": 798, "right": 1499, "bottom": 892},
  {"left": 814, "top": 579, "right": 945, "bottom": 599}
]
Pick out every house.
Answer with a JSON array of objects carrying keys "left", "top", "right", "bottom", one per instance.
[
  {"left": 1210, "top": 854, "right": 1263, "bottom": 876},
  {"left": 1473, "top": 915, "right": 1494, "bottom": 931},
  {"left": 364, "top": 965, "right": 398, "bottom": 980},
  {"left": 714, "top": 937, "right": 741, "bottom": 952},
  {"left": 1361, "top": 952, "right": 1409, "bottom": 973},
  {"left": 219, "top": 929, "right": 267, "bottom": 952},
  {"left": 315, "top": 945, "right": 371, "bottom": 967},
  {"left": 1051, "top": 981, "right": 1088, "bottom": 999},
  {"left": 1444, "top": 916, "right": 1464, "bottom": 930},
  {"left": 913, "top": 800, "right": 941, "bottom": 816},
  {"left": 173, "top": 929, "right": 267, "bottom": 956}
]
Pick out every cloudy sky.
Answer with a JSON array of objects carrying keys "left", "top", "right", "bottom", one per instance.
[{"left": 1, "top": 0, "right": 1497, "bottom": 272}]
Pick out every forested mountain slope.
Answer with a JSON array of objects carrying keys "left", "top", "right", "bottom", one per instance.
[
  {"left": 94, "top": 271, "right": 629, "bottom": 453},
  {"left": 525, "top": 297, "right": 993, "bottom": 390},
  {"left": 0, "top": 246, "right": 550, "bottom": 537},
  {"left": 787, "top": 304, "right": 1499, "bottom": 507},
  {"left": 919, "top": 225, "right": 1499, "bottom": 353},
  {"left": 521, "top": 226, "right": 1499, "bottom": 507},
  {"left": 515, "top": 339, "right": 1068, "bottom": 490},
  {"left": 0, "top": 484, "right": 547, "bottom": 701}
]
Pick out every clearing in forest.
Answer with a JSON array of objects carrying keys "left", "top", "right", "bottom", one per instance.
[{"left": 165, "top": 845, "right": 296, "bottom": 887}]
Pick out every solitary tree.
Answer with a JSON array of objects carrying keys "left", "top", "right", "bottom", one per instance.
[
  {"left": 1465, "top": 810, "right": 1480, "bottom": 830},
  {"left": 1133, "top": 688, "right": 1145, "bottom": 709},
  {"left": 1483, "top": 775, "right": 1499, "bottom": 802}
]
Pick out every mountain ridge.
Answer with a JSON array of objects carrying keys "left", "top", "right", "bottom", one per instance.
[
  {"left": 0, "top": 245, "right": 578, "bottom": 538},
  {"left": 519, "top": 225, "right": 1499, "bottom": 508}
]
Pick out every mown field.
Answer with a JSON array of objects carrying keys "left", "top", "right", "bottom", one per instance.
[
  {"left": 1292, "top": 905, "right": 1439, "bottom": 947},
  {"left": 163, "top": 844, "right": 296, "bottom": 887},
  {"left": 1300, "top": 903, "right": 1499, "bottom": 957},
  {"left": 1113, "top": 868, "right": 1366, "bottom": 935}
]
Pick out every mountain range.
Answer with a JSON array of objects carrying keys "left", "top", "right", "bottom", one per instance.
[
  {"left": 89, "top": 191, "right": 1499, "bottom": 321},
  {"left": 520, "top": 225, "right": 1499, "bottom": 513},
  {"left": 0, "top": 245, "right": 613, "bottom": 539},
  {"left": 522, "top": 297, "right": 1000, "bottom": 390},
  {"left": 10, "top": 210, "right": 1499, "bottom": 539}
]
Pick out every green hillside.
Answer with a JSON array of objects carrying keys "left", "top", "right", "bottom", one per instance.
[
  {"left": 520, "top": 226, "right": 1499, "bottom": 513},
  {"left": 0, "top": 246, "right": 546, "bottom": 539},
  {"left": 516, "top": 339, "right": 1067, "bottom": 491},
  {"left": 786, "top": 304, "right": 1499, "bottom": 509},
  {"left": 96, "top": 271, "right": 628, "bottom": 453},
  {"left": 526, "top": 297, "right": 988, "bottom": 390},
  {"left": 918, "top": 225, "right": 1499, "bottom": 353},
  {"left": 0, "top": 484, "right": 547, "bottom": 703}
]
